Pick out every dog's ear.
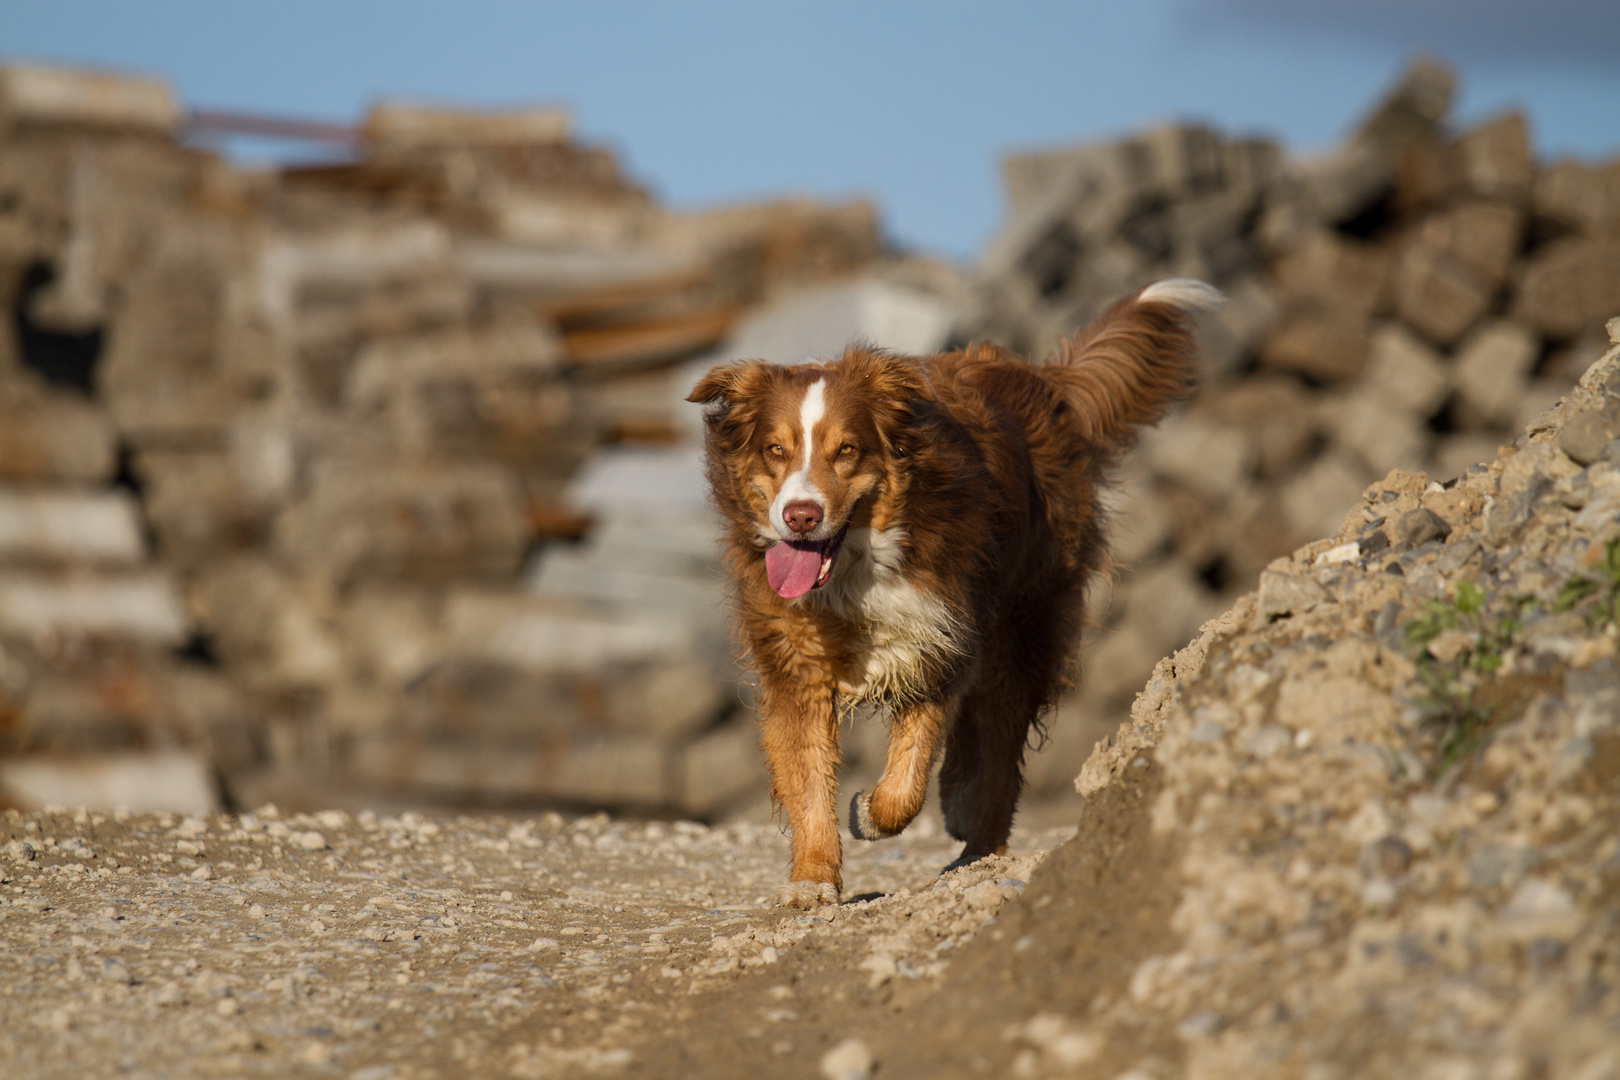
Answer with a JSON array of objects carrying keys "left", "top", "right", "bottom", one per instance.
[
  {"left": 685, "top": 360, "right": 775, "bottom": 449},
  {"left": 846, "top": 351, "right": 936, "bottom": 458}
]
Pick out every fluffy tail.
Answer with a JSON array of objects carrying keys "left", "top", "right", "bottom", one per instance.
[{"left": 1045, "top": 278, "right": 1222, "bottom": 452}]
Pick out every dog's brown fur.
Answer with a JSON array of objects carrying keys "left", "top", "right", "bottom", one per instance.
[{"left": 687, "top": 280, "right": 1218, "bottom": 907}]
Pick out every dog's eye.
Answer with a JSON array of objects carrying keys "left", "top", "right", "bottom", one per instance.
[
  {"left": 838, "top": 444, "right": 857, "bottom": 456},
  {"left": 766, "top": 444, "right": 784, "bottom": 458}
]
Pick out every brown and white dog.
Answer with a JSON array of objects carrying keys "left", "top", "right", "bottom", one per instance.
[{"left": 687, "top": 279, "right": 1220, "bottom": 907}]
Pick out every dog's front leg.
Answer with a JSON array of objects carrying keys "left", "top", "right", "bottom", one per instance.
[
  {"left": 758, "top": 678, "right": 843, "bottom": 908},
  {"left": 848, "top": 697, "right": 951, "bottom": 841}
]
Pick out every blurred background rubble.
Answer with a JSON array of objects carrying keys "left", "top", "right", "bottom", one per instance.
[{"left": 0, "top": 56, "right": 1615, "bottom": 821}]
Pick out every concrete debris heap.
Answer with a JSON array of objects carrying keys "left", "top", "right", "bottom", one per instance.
[
  {"left": 0, "top": 62, "right": 888, "bottom": 816},
  {"left": 966, "top": 58, "right": 1620, "bottom": 780}
]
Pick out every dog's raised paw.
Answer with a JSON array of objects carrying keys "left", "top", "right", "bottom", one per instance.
[
  {"left": 775, "top": 880, "right": 839, "bottom": 909},
  {"left": 848, "top": 790, "right": 880, "bottom": 841}
]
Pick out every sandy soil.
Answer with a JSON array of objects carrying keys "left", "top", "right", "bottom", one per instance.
[{"left": 0, "top": 801, "right": 1079, "bottom": 1079}]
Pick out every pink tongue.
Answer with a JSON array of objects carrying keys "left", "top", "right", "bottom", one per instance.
[{"left": 765, "top": 542, "right": 822, "bottom": 599}]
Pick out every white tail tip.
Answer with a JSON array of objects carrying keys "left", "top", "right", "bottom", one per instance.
[{"left": 1138, "top": 278, "right": 1225, "bottom": 313}]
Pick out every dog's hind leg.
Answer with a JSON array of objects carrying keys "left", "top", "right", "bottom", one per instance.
[
  {"left": 758, "top": 679, "right": 844, "bottom": 908},
  {"left": 848, "top": 697, "right": 952, "bottom": 841},
  {"left": 938, "top": 653, "right": 1046, "bottom": 866}
]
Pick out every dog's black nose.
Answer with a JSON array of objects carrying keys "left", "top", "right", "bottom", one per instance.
[{"left": 783, "top": 501, "right": 823, "bottom": 535}]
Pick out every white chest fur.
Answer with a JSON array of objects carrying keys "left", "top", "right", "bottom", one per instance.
[{"left": 805, "top": 527, "right": 960, "bottom": 701}]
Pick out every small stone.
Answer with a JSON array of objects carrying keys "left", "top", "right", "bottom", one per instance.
[
  {"left": 1243, "top": 725, "right": 1293, "bottom": 759},
  {"left": 963, "top": 880, "right": 1005, "bottom": 910},
  {"left": 247, "top": 904, "right": 266, "bottom": 919},
  {"left": 1396, "top": 508, "right": 1451, "bottom": 547},
  {"left": 190, "top": 864, "right": 215, "bottom": 881},
  {"left": 101, "top": 958, "right": 134, "bottom": 985},
  {"left": 1176, "top": 1012, "right": 1224, "bottom": 1039},
  {"left": 1363, "top": 836, "right": 1414, "bottom": 877},
  {"left": 1558, "top": 409, "right": 1614, "bottom": 466},
  {"left": 175, "top": 817, "right": 208, "bottom": 839},
  {"left": 820, "top": 1037, "right": 874, "bottom": 1080},
  {"left": 1314, "top": 541, "right": 1360, "bottom": 568},
  {"left": 292, "top": 831, "right": 328, "bottom": 852},
  {"left": 216, "top": 997, "right": 240, "bottom": 1017},
  {"left": 1259, "top": 571, "right": 1331, "bottom": 619}
]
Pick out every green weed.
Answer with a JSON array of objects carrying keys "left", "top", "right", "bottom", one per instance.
[
  {"left": 1403, "top": 580, "right": 1521, "bottom": 772},
  {"left": 1555, "top": 536, "right": 1620, "bottom": 628}
]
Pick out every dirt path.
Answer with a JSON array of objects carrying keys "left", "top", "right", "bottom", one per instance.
[{"left": 0, "top": 803, "right": 1075, "bottom": 1078}]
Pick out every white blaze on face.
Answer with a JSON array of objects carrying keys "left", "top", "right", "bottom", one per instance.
[{"left": 769, "top": 377, "right": 826, "bottom": 539}]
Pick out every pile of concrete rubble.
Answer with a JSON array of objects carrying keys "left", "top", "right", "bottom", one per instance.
[{"left": 973, "top": 58, "right": 1620, "bottom": 783}]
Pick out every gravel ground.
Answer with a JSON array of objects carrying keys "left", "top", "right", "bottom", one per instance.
[{"left": 0, "top": 804, "right": 1072, "bottom": 1078}]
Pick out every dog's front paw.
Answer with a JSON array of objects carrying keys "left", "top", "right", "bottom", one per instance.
[
  {"left": 848, "top": 790, "right": 880, "bottom": 841},
  {"left": 775, "top": 880, "right": 840, "bottom": 909}
]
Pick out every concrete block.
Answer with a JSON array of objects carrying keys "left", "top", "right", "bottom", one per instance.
[
  {"left": 0, "top": 490, "right": 145, "bottom": 566},
  {"left": 1280, "top": 452, "right": 1373, "bottom": 540},
  {"left": 0, "top": 751, "right": 218, "bottom": 815},
  {"left": 1391, "top": 242, "right": 1491, "bottom": 346},
  {"left": 347, "top": 322, "right": 585, "bottom": 472},
  {"left": 276, "top": 461, "right": 528, "bottom": 585},
  {"left": 1351, "top": 55, "right": 1455, "bottom": 157},
  {"left": 1272, "top": 231, "right": 1392, "bottom": 315},
  {"left": 1533, "top": 159, "right": 1620, "bottom": 234},
  {"left": 1512, "top": 239, "right": 1620, "bottom": 340},
  {"left": 195, "top": 560, "right": 344, "bottom": 690},
  {"left": 135, "top": 450, "right": 264, "bottom": 567},
  {"left": 1140, "top": 415, "right": 1255, "bottom": 504},
  {"left": 350, "top": 733, "right": 671, "bottom": 807},
  {"left": 1116, "top": 560, "right": 1220, "bottom": 659},
  {"left": 1082, "top": 623, "right": 1162, "bottom": 704},
  {"left": 444, "top": 591, "right": 695, "bottom": 674},
  {"left": 1447, "top": 112, "right": 1534, "bottom": 202},
  {"left": 1199, "top": 377, "right": 1320, "bottom": 481},
  {"left": 1452, "top": 320, "right": 1541, "bottom": 426},
  {"left": 364, "top": 100, "right": 571, "bottom": 151},
  {"left": 0, "top": 62, "right": 179, "bottom": 135},
  {"left": 0, "top": 571, "right": 188, "bottom": 645},
  {"left": 1257, "top": 306, "right": 1369, "bottom": 382},
  {"left": 1326, "top": 387, "right": 1429, "bottom": 476},
  {"left": 0, "top": 393, "right": 119, "bottom": 484},
  {"left": 1415, "top": 200, "right": 1524, "bottom": 291},
  {"left": 560, "top": 447, "right": 709, "bottom": 515},
  {"left": 342, "top": 587, "right": 445, "bottom": 688},
  {"left": 1127, "top": 123, "right": 1229, "bottom": 198},
  {"left": 710, "top": 276, "right": 953, "bottom": 366},
  {"left": 1365, "top": 322, "right": 1450, "bottom": 419},
  {"left": 601, "top": 660, "right": 729, "bottom": 741},
  {"left": 1196, "top": 276, "right": 1281, "bottom": 379},
  {"left": 674, "top": 721, "right": 765, "bottom": 816},
  {"left": 1101, "top": 478, "right": 1173, "bottom": 566}
]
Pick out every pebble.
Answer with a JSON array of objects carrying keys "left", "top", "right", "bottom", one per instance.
[
  {"left": 820, "top": 1037, "right": 875, "bottom": 1080},
  {"left": 963, "top": 881, "right": 1005, "bottom": 911},
  {"left": 1396, "top": 507, "right": 1452, "bottom": 547},
  {"left": 292, "top": 830, "right": 328, "bottom": 852}
]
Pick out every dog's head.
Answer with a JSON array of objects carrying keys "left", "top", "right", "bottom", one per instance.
[{"left": 686, "top": 349, "right": 931, "bottom": 599}]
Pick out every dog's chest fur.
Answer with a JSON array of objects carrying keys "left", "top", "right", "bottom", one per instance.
[{"left": 803, "top": 527, "right": 960, "bottom": 702}]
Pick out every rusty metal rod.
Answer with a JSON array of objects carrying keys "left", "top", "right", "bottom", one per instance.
[{"left": 185, "top": 108, "right": 359, "bottom": 145}]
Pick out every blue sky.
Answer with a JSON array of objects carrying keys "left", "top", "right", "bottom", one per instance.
[{"left": 4, "top": 1, "right": 1616, "bottom": 259}]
